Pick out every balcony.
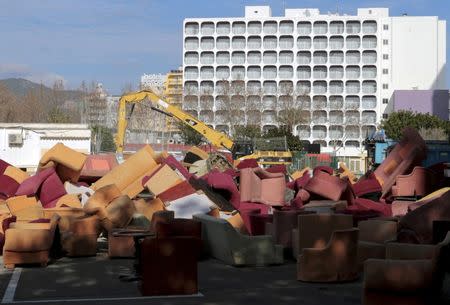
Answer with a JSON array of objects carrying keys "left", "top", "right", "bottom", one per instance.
[
  {"left": 185, "top": 22, "right": 199, "bottom": 35},
  {"left": 329, "top": 66, "right": 344, "bottom": 78},
  {"left": 200, "top": 37, "right": 214, "bottom": 50},
  {"left": 279, "top": 66, "right": 293, "bottom": 78},
  {"left": 313, "top": 81, "right": 327, "bottom": 94},
  {"left": 279, "top": 51, "right": 293, "bottom": 64},
  {"left": 262, "top": 110, "right": 277, "bottom": 124},
  {"left": 297, "top": 66, "right": 311, "bottom": 79},
  {"left": 346, "top": 83, "right": 360, "bottom": 96},
  {"left": 313, "top": 21, "right": 328, "bottom": 34},
  {"left": 263, "top": 66, "right": 277, "bottom": 79},
  {"left": 297, "top": 96, "right": 311, "bottom": 109},
  {"left": 362, "top": 51, "right": 377, "bottom": 64},
  {"left": 362, "top": 36, "right": 377, "bottom": 48},
  {"left": 184, "top": 52, "right": 199, "bottom": 65},
  {"left": 346, "top": 21, "right": 361, "bottom": 34},
  {"left": 247, "top": 66, "right": 261, "bottom": 79},
  {"left": 279, "top": 36, "right": 294, "bottom": 49},
  {"left": 199, "top": 110, "right": 214, "bottom": 124},
  {"left": 313, "top": 51, "right": 327, "bottom": 64},
  {"left": 329, "top": 111, "right": 344, "bottom": 124},
  {"left": 312, "top": 126, "right": 327, "bottom": 139},
  {"left": 346, "top": 66, "right": 360, "bottom": 78},
  {"left": 329, "top": 36, "right": 344, "bottom": 49},
  {"left": 184, "top": 37, "right": 199, "bottom": 50},
  {"left": 247, "top": 95, "right": 262, "bottom": 109},
  {"left": 296, "top": 81, "right": 311, "bottom": 94},
  {"left": 247, "top": 81, "right": 261, "bottom": 94},
  {"left": 232, "top": 37, "right": 246, "bottom": 49},
  {"left": 232, "top": 21, "right": 246, "bottom": 34},
  {"left": 279, "top": 81, "right": 294, "bottom": 94},
  {"left": 312, "top": 96, "right": 327, "bottom": 109},
  {"left": 263, "top": 21, "right": 277, "bottom": 34},
  {"left": 297, "top": 51, "right": 311, "bottom": 64},
  {"left": 247, "top": 110, "right": 261, "bottom": 125},
  {"left": 346, "top": 36, "right": 361, "bottom": 49},
  {"left": 313, "top": 36, "right": 328, "bottom": 49},
  {"left": 215, "top": 110, "right": 228, "bottom": 124},
  {"left": 280, "top": 20, "right": 294, "bottom": 34},
  {"left": 231, "top": 51, "right": 245, "bottom": 64},
  {"left": 362, "top": 96, "right": 376, "bottom": 109},
  {"left": 362, "top": 110, "right": 377, "bottom": 124},
  {"left": 184, "top": 96, "right": 198, "bottom": 110},
  {"left": 200, "top": 95, "right": 214, "bottom": 109},
  {"left": 345, "top": 125, "right": 360, "bottom": 139},
  {"left": 201, "top": 22, "right": 214, "bottom": 35},
  {"left": 297, "top": 37, "right": 311, "bottom": 50},
  {"left": 264, "top": 36, "right": 277, "bottom": 49},
  {"left": 329, "top": 96, "right": 343, "bottom": 109},
  {"left": 330, "top": 21, "right": 344, "bottom": 34},
  {"left": 200, "top": 52, "right": 214, "bottom": 64},
  {"left": 346, "top": 51, "right": 360, "bottom": 64},
  {"left": 329, "top": 125, "right": 344, "bottom": 138},
  {"left": 297, "top": 22, "right": 312, "bottom": 35},
  {"left": 216, "top": 66, "right": 230, "bottom": 79},
  {"left": 313, "top": 66, "right": 327, "bottom": 78},
  {"left": 363, "top": 21, "right": 377, "bottom": 34},
  {"left": 345, "top": 96, "right": 360, "bottom": 109},
  {"left": 184, "top": 67, "right": 198, "bottom": 80},
  {"left": 248, "top": 21, "right": 262, "bottom": 34},
  {"left": 263, "top": 51, "right": 277, "bottom": 64},
  {"left": 329, "top": 81, "right": 344, "bottom": 94},
  {"left": 184, "top": 81, "right": 198, "bottom": 94},
  {"left": 345, "top": 111, "right": 360, "bottom": 124},
  {"left": 231, "top": 66, "right": 245, "bottom": 79},
  {"left": 329, "top": 51, "right": 343, "bottom": 64},
  {"left": 216, "top": 22, "right": 230, "bottom": 35},
  {"left": 297, "top": 125, "right": 311, "bottom": 138},
  {"left": 362, "top": 81, "right": 377, "bottom": 94},
  {"left": 247, "top": 51, "right": 261, "bottom": 64},
  {"left": 216, "top": 37, "right": 230, "bottom": 50},
  {"left": 362, "top": 66, "right": 377, "bottom": 78},
  {"left": 200, "top": 66, "right": 214, "bottom": 79},
  {"left": 248, "top": 36, "right": 262, "bottom": 49},
  {"left": 263, "top": 95, "right": 276, "bottom": 109},
  {"left": 200, "top": 81, "right": 214, "bottom": 94},
  {"left": 216, "top": 51, "right": 230, "bottom": 64}
]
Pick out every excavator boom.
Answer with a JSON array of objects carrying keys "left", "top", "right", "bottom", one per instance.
[{"left": 115, "top": 90, "right": 234, "bottom": 153}]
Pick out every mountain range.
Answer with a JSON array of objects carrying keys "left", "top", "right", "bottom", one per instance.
[{"left": 0, "top": 78, "right": 82, "bottom": 100}]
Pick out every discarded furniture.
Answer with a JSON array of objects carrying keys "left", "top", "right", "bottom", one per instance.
[
  {"left": 297, "top": 228, "right": 359, "bottom": 282},
  {"left": 239, "top": 167, "right": 286, "bottom": 206},
  {"left": 391, "top": 166, "right": 436, "bottom": 198},
  {"left": 304, "top": 171, "right": 347, "bottom": 202},
  {"left": 292, "top": 213, "right": 353, "bottom": 259},
  {"left": 193, "top": 214, "right": 283, "bottom": 266},
  {"left": 357, "top": 219, "right": 398, "bottom": 269},
  {"left": 3, "top": 214, "right": 60, "bottom": 269},
  {"left": 60, "top": 215, "right": 100, "bottom": 257}
]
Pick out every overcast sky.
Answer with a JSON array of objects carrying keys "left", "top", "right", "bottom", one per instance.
[{"left": 0, "top": 0, "right": 448, "bottom": 94}]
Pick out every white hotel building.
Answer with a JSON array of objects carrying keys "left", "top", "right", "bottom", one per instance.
[{"left": 182, "top": 6, "right": 446, "bottom": 156}]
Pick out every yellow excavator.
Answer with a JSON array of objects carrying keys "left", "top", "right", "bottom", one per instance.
[{"left": 115, "top": 90, "right": 292, "bottom": 166}]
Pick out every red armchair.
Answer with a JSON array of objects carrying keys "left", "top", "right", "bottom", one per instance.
[
  {"left": 304, "top": 170, "right": 347, "bottom": 201},
  {"left": 239, "top": 168, "right": 286, "bottom": 206},
  {"left": 391, "top": 166, "right": 436, "bottom": 198}
]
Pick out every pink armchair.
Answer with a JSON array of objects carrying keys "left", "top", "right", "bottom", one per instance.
[
  {"left": 239, "top": 168, "right": 286, "bottom": 206},
  {"left": 391, "top": 166, "right": 436, "bottom": 198}
]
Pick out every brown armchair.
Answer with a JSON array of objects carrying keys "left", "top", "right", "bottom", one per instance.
[
  {"left": 297, "top": 228, "right": 359, "bottom": 282},
  {"left": 3, "top": 214, "right": 60, "bottom": 269},
  {"left": 59, "top": 215, "right": 100, "bottom": 257},
  {"left": 357, "top": 219, "right": 398, "bottom": 270},
  {"left": 139, "top": 236, "right": 202, "bottom": 296}
]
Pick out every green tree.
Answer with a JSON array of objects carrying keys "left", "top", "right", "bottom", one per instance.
[
  {"left": 382, "top": 110, "right": 450, "bottom": 141},
  {"left": 233, "top": 125, "right": 262, "bottom": 140},
  {"left": 47, "top": 107, "right": 71, "bottom": 123},
  {"left": 263, "top": 126, "right": 303, "bottom": 151},
  {"left": 91, "top": 125, "right": 116, "bottom": 152},
  {"left": 176, "top": 122, "right": 203, "bottom": 145}
]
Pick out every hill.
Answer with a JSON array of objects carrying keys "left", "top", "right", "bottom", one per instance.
[{"left": 0, "top": 78, "right": 82, "bottom": 100}]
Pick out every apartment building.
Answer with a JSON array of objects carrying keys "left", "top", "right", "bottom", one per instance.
[
  {"left": 163, "top": 69, "right": 183, "bottom": 131},
  {"left": 182, "top": 6, "right": 446, "bottom": 156}
]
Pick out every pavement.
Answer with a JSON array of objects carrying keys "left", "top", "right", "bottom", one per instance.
[{"left": 0, "top": 252, "right": 449, "bottom": 305}]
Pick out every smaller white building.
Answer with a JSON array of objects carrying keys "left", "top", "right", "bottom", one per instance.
[
  {"left": 0, "top": 123, "right": 91, "bottom": 172},
  {"left": 140, "top": 73, "right": 165, "bottom": 92}
]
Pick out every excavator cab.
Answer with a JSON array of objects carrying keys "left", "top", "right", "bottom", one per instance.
[{"left": 231, "top": 140, "right": 254, "bottom": 160}]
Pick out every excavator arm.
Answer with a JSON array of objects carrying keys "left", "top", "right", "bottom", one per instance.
[{"left": 115, "top": 90, "right": 235, "bottom": 153}]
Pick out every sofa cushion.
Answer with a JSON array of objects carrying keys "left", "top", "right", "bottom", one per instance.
[
  {"left": 0, "top": 175, "right": 20, "bottom": 198},
  {"left": 15, "top": 167, "right": 55, "bottom": 197},
  {"left": 39, "top": 171, "right": 67, "bottom": 208},
  {"left": 3, "top": 166, "right": 29, "bottom": 184}
]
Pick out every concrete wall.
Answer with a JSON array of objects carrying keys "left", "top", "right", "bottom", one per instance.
[{"left": 393, "top": 90, "right": 449, "bottom": 120}]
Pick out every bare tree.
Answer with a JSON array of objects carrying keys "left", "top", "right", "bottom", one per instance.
[{"left": 277, "top": 81, "right": 311, "bottom": 133}]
